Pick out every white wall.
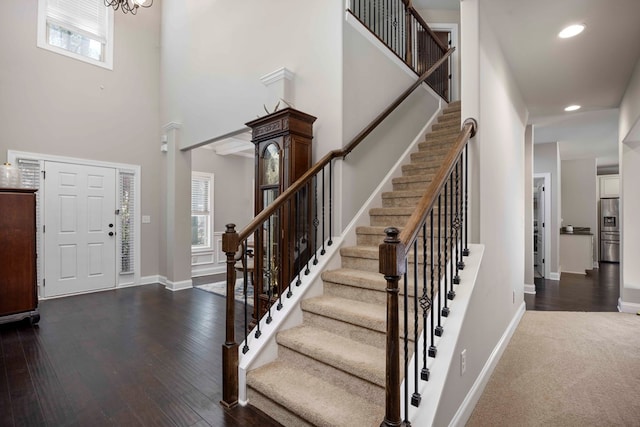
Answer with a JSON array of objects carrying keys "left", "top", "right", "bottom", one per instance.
[
  {"left": 561, "top": 158, "right": 598, "bottom": 265},
  {"left": 434, "top": 0, "right": 529, "bottom": 423},
  {"left": 619, "top": 56, "right": 640, "bottom": 309},
  {"left": 524, "top": 125, "right": 534, "bottom": 287},
  {"left": 0, "top": 1, "right": 162, "bottom": 278},
  {"left": 341, "top": 17, "right": 441, "bottom": 229},
  {"left": 534, "top": 142, "right": 562, "bottom": 276},
  {"left": 161, "top": 0, "right": 344, "bottom": 157}
]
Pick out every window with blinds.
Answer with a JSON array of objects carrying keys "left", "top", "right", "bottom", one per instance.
[
  {"left": 119, "top": 171, "right": 135, "bottom": 274},
  {"left": 191, "top": 172, "right": 214, "bottom": 250},
  {"left": 37, "top": 0, "right": 114, "bottom": 69}
]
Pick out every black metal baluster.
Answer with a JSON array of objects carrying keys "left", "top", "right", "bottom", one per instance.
[
  {"left": 277, "top": 204, "right": 284, "bottom": 311},
  {"left": 254, "top": 228, "right": 262, "bottom": 339},
  {"left": 313, "top": 175, "right": 319, "bottom": 265},
  {"left": 463, "top": 145, "right": 470, "bottom": 257},
  {"left": 428, "top": 209, "right": 436, "bottom": 359},
  {"left": 435, "top": 193, "right": 444, "bottom": 336},
  {"left": 411, "top": 240, "right": 421, "bottom": 407},
  {"left": 242, "top": 240, "right": 250, "bottom": 354},
  {"left": 298, "top": 188, "right": 305, "bottom": 283},
  {"left": 420, "top": 222, "right": 430, "bottom": 381},
  {"left": 450, "top": 171, "right": 458, "bottom": 288},
  {"left": 304, "top": 185, "right": 311, "bottom": 276},
  {"left": 403, "top": 266, "right": 409, "bottom": 424},
  {"left": 448, "top": 168, "right": 457, "bottom": 298},
  {"left": 328, "top": 161, "right": 333, "bottom": 246},
  {"left": 321, "top": 167, "right": 326, "bottom": 255},
  {"left": 453, "top": 159, "right": 461, "bottom": 285},
  {"left": 289, "top": 197, "right": 296, "bottom": 296},
  {"left": 457, "top": 156, "right": 465, "bottom": 271},
  {"left": 442, "top": 181, "right": 450, "bottom": 317},
  {"left": 266, "top": 216, "right": 273, "bottom": 324}
]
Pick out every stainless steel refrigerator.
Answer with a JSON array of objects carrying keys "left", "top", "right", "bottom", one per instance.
[{"left": 600, "top": 198, "right": 619, "bottom": 263}]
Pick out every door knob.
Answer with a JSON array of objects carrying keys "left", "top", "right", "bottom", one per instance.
[
  {"left": 109, "top": 231, "right": 115, "bottom": 237},
  {"left": 109, "top": 223, "right": 114, "bottom": 228}
]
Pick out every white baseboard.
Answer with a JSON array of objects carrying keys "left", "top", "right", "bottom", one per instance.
[
  {"left": 191, "top": 266, "right": 225, "bottom": 277},
  {"left": 561, "top": 270, "right": 586, "bottom": 275},
  {"left": 117, "top": 281, "right": 150, "bottom": 289},
  {"left": 141, "top": 275, "right": 163, "bottom": 285},
  {"left": 449, "top": 301, "right": 526, "bottom": 427},
  {"left": 618, "top": 298, "right": 640, "bottom": 314},
  {"left": 165, "top": 278, "right": 193, "bottom": 291},
  {"left": 524, "top": 284, "right": 536, "bottom": 294},
  {"left": 549, "top": 272, "right": 560, "bottom": 281}
]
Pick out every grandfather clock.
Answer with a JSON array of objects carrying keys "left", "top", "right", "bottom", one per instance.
[{"left": 246, "top": 108, "right": 316, "bottom": 318}]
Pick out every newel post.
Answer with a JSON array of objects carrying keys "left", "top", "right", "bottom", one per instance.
[
  {"left": 404, "top": 2, "right": 413, "bottom": 68},
  {"left": 379, "top": 227, "right": 407, "bottom": 427},
  {"left": 221, "top": 224, "right": 240, "bottom": 408}
]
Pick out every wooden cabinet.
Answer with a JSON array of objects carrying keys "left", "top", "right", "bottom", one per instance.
[
  {"left": 0, "top": 188, "right": 39, "bottom": 324},
  {"left": 246, "top": 108, "right": 316, "bottom": 318},
  {"left": 599, "top": 174, "right": 620, "bottom": 198}
]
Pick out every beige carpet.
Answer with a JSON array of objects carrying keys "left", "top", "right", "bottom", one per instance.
[{"left": 467, "top": 311, "right": 640, "bottom": 426}]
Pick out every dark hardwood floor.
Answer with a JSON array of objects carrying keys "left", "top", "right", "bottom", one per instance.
[
  {"left": 525, "top": 262, "right": 620, "bottom": 311},
  {"left": 0, "top": 284, "right": 281, "bottom": 427}
]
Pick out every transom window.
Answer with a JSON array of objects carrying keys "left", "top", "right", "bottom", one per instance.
[{"left": 37, "top": 0, "right": 114, "bottom": 69}]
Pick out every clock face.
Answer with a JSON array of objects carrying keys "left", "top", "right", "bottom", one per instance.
[{"left": 262, "top": 143, "right": 280, "bottom": 186}]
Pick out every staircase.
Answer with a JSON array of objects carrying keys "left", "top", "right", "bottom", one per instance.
[{"left": 246, "top": 101, "right": 462, "bottom": 426}]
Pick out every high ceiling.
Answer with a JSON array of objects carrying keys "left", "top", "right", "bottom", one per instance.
[{"left": 415, "top": 0, "right": 640, "bottom": 167}]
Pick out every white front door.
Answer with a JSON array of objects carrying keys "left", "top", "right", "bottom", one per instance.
[{"left": 44, "top": 162, "right": 117, "bottom": 297}]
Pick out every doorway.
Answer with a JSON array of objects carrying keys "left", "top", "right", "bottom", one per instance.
[
  {"left": 533, "top": 173, "right": 551, "bottom": 279},
  {"left": 8, "top": 150, "right": 141, "bottom": 297},
  {"left": 43, "top": 161, "right": 117, "bottom": 297},
  {"left": 533, "top": 178, "right": 544, "bottom": 278},
  {"left": 428, "top": 23, "right": 459, "bottom": 101}
]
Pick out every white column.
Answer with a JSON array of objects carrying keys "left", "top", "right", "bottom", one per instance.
[
  {"left": 260, "top": 67, "right": 295, "bottom": 111},
  {"left": 162, "top": 122, "right": 193, "bottom": 291}
]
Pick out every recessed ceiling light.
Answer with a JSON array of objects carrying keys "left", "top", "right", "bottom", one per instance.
[
  {"left": 564, "top": 105, "right": 581, "bottom": 112},
  {"left": 559, "top": 24, "right": 585, "bottom": 38}
]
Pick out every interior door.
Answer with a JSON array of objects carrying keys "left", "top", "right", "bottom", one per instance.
[
  {"left": 534, "top": 180, "right": 545, "bottom": 277},
  {"left": 44, "top": 162, "right": 116, "bottom": 297}
]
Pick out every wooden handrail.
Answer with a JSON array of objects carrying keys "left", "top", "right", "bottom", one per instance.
[
  {"left": 237, "top": 48, "right": 454, "bottom": 243},
  {"left": 379, "top": 117, "right": 477, "bottom": 426},
  {"left": 398, "top": 118, "right": 477, "bottom": 252}
]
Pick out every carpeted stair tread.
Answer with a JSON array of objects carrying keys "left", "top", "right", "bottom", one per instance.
[
  {"left": 321, "top": 268, "right": 423, "bottom": 302},
  {"left": 392, "top": 174, "right": 434, "bottom": 184},
  {"left": 322, "top": 268, "right": 387, "bottom": 290},
  {"left": 370, "top": 206, "right": 420, "bottom": 216},
  {"left": 247, "top": 361, "right": 383, "bottom": 427},
  {"left": 301, "top": 295, "right": 387, "bottom": 333},
  {"left": 340, "top": 245, "right": 379, "bottom": 260},
  {"left": 277, "top": 325, "right": 386, "bottom": 387}
]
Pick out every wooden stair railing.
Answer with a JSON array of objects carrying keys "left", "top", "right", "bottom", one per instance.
[
  {"left": 221, "top": 47, "right": 455, "bottom": 407},
  {"left": 379, "top": 117, "right": 478, "bottom": 426},
  {"left": 347, "top": 0, "right": 451, "bottom": 100}
]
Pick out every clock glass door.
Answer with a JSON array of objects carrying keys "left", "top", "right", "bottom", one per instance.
[{"left": 260, "top": 143, "right": 281, "bottom": 300}]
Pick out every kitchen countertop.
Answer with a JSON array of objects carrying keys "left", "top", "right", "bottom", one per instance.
[{"left": 560, "top": 227, "right": 593, "bottom": 236}]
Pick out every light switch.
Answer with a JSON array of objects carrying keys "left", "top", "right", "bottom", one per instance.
[{"left": 142, "top": 215, "right": 151, "bottom": 224}]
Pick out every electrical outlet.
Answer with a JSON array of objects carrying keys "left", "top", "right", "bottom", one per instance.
[{"left": 460, "top": 349, "right": 467, "bottom": 376}]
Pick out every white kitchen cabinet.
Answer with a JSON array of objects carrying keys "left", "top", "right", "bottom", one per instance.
[{"left": 599, "top": 175, "right": 620, "bottom": 198}]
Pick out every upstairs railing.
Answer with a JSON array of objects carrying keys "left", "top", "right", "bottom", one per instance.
[
  {"left": 221, "top": 54, "right": 455, "bottom": 408},
  {"left": 379, "top": 117, "right": 477, "bottom": 426},
  {"left": 347, "top": 0, "right": 450, "bottom": 100}
]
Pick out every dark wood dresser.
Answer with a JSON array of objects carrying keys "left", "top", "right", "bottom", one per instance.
[{"left": 0, "top": 188, "right": 39, "bottom": 324}]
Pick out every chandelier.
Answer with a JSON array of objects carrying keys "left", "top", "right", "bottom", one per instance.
[{"left": 104, "top": 0, "right": 153, "bottom": 15}]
